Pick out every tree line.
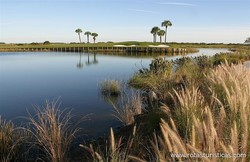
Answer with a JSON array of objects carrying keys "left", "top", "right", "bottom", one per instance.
[{"left": 75, "top": 29, "right": 98, "bottom": 44}]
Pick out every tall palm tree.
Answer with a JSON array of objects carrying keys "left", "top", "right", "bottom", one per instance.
[
  {"left": 161, "top": 20, "right": 172, "bottom": 43},
  {"left": 91, "top": 33, "right": 98, "bottom": 43},
  {"left": 75, "top": 28, "right": 82, "bottom": 43},
  {"left": 157, "top": 30, "right": 165, "bottom": 43},
  {"left": 84, "top": 31, "right": 92, "bottom": 43},
  {"left": 151, "top": 26, "right": 160, "bottom": 43}
]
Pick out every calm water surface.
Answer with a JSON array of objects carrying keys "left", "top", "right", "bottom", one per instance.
[{"left": 0, "top": 48, "right": 228, "bottom": 137}]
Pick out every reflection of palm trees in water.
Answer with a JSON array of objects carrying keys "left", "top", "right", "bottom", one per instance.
[
  {"left": 86, "top": 54, "right": 92, "bottom": 66},
  {"left": 76, "top": 53, "right": 84, "bottom": 69},
  {"left": 85, "top": 53, "right": 98, "bottom": 66},
  {"left": 93, "top": 54, "right": 98, "bottom": 64}
]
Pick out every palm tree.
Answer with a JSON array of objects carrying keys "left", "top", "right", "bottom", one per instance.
[
  {"left": 75, "top": 28, "right": 82, "bottom": 43},
  {"left": 151, "top": 26, "right": 160, "bottom": 43},
  {"left": 84, "top": 31, "right": 92, "bottom": 43},
  {"left": 161, "top": 20, "right": 172, "bottom": 43},
  {"left": 157, "top": 30, "right": 165, "bottom": 43},
  {"left": 91, "top": 33, "right": 98, "bottom": 43}
]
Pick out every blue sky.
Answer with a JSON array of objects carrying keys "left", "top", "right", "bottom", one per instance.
[{"left": 0, "top": 0, "right": 250, "bottom": 43}]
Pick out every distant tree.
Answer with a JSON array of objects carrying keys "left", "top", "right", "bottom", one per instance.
[
  {"left": 75, "top": 28, "right": 83, "bottom": 43},
  {"left": 84, "top": 31, "right": 92, "bottom": 43},
  {"left": 43, "top": 41, "right": 50, "bottom": 45},
  {"left": 151, "top": 26, "right": 160, "bottom": 43},
  {"left": 0, "top": 42, "right": 5, "bottom": 44},
  {"left": 161, "top": 20, "right": 172, "bottom": 43},
  {"left": 245, "top": 37, "right": 250, "bottom": 44},
  {"left": 91, "top": 33, "right": 98, "bottom": 43},
  {"left": 157, "top": 30, "right": 165, "bottom": 43},
  {"left": 30, "top": 42, "right": 39, "bottom": 45}
]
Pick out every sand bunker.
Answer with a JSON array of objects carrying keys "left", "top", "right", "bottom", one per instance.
[{"left": 148, "top": 45, "right": 169, "bottom": 48}]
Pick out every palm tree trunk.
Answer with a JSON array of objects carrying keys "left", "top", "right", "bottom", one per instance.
[
  {"left": 87, "top": 35, "right": 89, "bottom": 43},
  {"left": 165, "top": 27, "right": 167, "bottom": 43},
  {"left": 78, "top": 33, "right": 81, "bottom": 43},
  {"left": 160, "top": 36, "right": 162, "bottom": 43}
]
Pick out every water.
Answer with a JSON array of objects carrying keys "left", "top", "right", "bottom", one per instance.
[{"left": 0, "top": 48, "right": 228, "bottom": 137}]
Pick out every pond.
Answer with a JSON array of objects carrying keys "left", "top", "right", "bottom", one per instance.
[{"left": 0, "top": 48, "right": 229, "bottom": 137}]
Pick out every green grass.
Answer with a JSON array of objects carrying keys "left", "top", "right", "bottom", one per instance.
[{"left": 1, "top": 41, "right": 248, "bottom": 49}]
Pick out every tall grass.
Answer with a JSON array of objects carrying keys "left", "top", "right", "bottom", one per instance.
[
  {"left": 110, "top": 91, "right": 142, "bottom": 126},
  {"left": 148, "top": 63, "right": 250, "bottom": 161},
  {"left": 208, "top": 62, "right": 250, "bottom": 159},
  {"left": 81, "top": 126, "right": 136, "bottom": 162},
  {"left": 0, "top": 116, "right": 15, "bottom": 162},
  {"left": 27, "top": 99, "right": 80, "bottom": 162},
  {"left": 0, "top": 116, "right": 27, "bottom": 162}
]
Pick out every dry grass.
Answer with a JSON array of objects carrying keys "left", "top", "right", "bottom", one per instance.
[
  {"left": 0, "top": 116, "right": 27, "bottom": 162},
  {"left": 168, "top": 86, "right": 205, "bottom": 139},
  {"left": 27, "top": 99, "right": 80, "bottom": 162},
  {"left": 110, "top": 91, "right": 142, "bottom": 126},
  {"left": 147, "top": 63, "right": 250, "bottom": 161},
  {"left": 81, "top": 126, "right": 136, "bottom": 162},
  {"left": 0, "top": 116, "right": 15, "bottom": 162},
  {"left": 207, "top": 62, "right": 250, "bottom": 159}
]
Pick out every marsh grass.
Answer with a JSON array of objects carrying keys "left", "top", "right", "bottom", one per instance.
[
  {"left": 147, "top": 63, "right": 250, "bottom": 161},
  {"left": 27, "top": 99, "right": 81, "bottom": 162},
  {"left": 100, "top": 79, "right": 122, "bottom": 96},
  {"left": 110, "top": 91, "right": 142, "bottom": 126},
  {"left": 81, "top": 126, "right": 136, "bottom": 162},
  {"left": 0, "top": 117, "right": 28, "bottom": 162},
  {"left": 0, "top": 117, "right": 16, "bottom": 162}
]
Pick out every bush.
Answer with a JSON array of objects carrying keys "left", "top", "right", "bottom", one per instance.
[
  {"left": 30, "top": 42, "right": 39, "bottom": 45},
  {"left": 43, "top": 41, "right": 50, "bottom": 45}
]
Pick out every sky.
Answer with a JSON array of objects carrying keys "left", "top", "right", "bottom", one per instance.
[{"left": 0, "top": 0, "right": 250, "bottom": 43}]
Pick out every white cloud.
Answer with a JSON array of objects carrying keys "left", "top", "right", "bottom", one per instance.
[
  {"left": 157, "top": 2, "right": 197, "bottom": 7},
  {"left": 128, "top": 9, "right": 158, "bottom": 14}
]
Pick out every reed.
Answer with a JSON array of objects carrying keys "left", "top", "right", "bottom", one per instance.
[
  {"left": 110, "top": 91, "right": 142, "bottom": 126},
  {"left": 27, "top": 99, "right": 80, "bottom": 162},
  {"left": 0, "top": 117, "right": 27, "bottom": 162},
  {"left": 81, "top": 126, "right": 136, "bottom": 162}
]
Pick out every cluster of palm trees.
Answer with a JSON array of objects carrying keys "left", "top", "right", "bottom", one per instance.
[
  {"left": 75, "top": 28, "right": 98, "bottom": 43},
  {"left": 151, "top": 20, "right": 172, "bottom": 43}
]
